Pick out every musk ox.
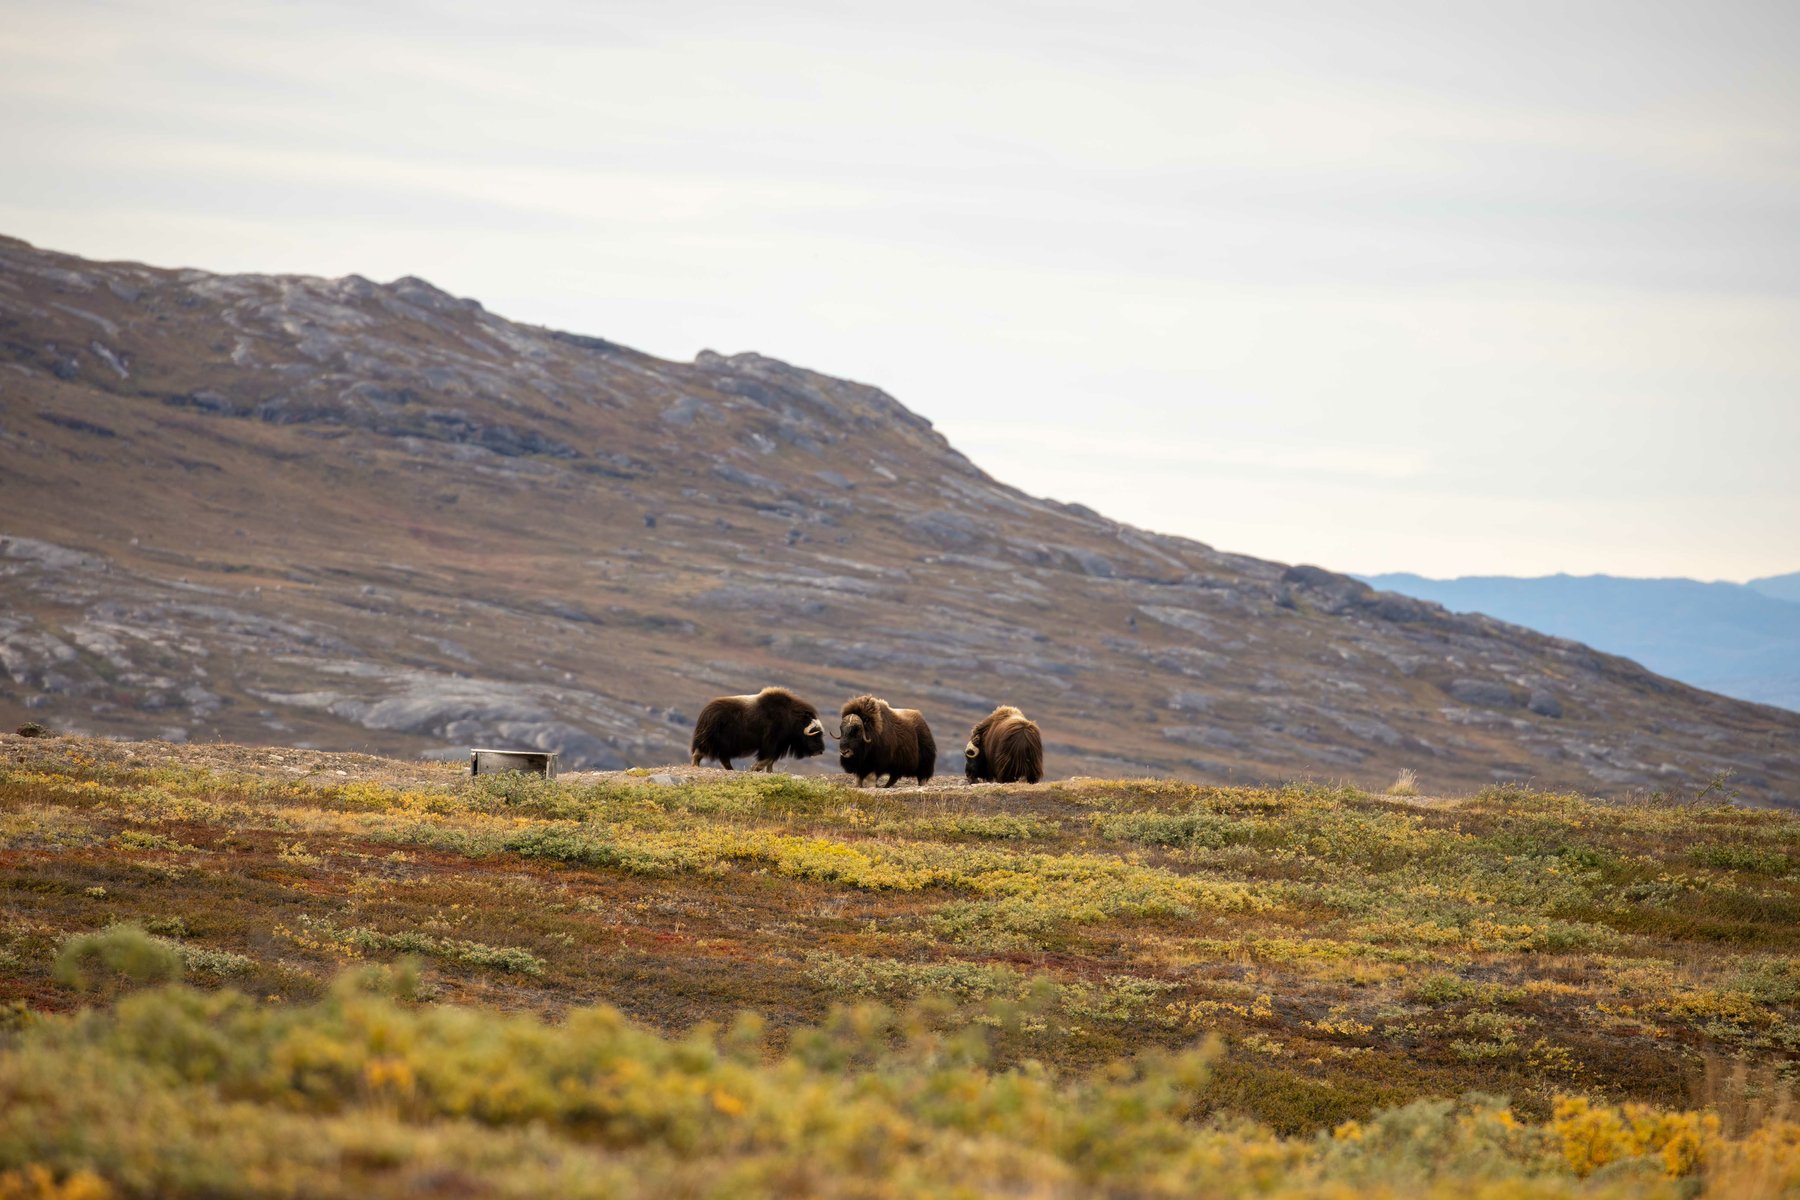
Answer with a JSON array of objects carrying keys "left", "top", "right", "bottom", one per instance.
[
  {"left": 964, "top": 705, "right": 1043, "bottom": 784},
  {"left": 836, "top": 694, "right": 936, "bottom": 787},
  {"left": 690, "top": 687, "right": 826, "bottom": 771}
]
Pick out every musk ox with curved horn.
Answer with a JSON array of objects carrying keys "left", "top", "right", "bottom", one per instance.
[
  {"left": 964, "top": 705, "right": 1043, "bottom": 784},
  {"left": 690, "top": 687, "right": 826, "bottom": 771},
  {"left": 836, "top": 694, "right": 936, "bottom": 787}
]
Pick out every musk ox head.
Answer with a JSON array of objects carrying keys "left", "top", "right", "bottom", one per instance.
[
  {"left": 796, "top": 711, "right": 826, "bottom": 757},
  {"left": 752, "top": 688, "right": 826, "bottom": 760},
  {"left": 769, "top": 688, "right": 827, "bottom": 759},
  {"left": 836, "top": 695, "right": 885, "bottom": 762},
  {"left": 837, "top": 712, "right": 867, "bottom": 761}
]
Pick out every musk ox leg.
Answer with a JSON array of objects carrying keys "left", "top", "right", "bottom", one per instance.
[
  {"left": 691, "top": 751, "right": 703, "bottom": 766},
  {"left": 752, "top": 756, "right": 777, "bottom": 772},
  {"left": 719, "top": 758, "right": 734, "bottom": 770}
]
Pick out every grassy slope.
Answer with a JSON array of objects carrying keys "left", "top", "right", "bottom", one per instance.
[{"left": 1, "top": 733, "right": 1797, "bottom": 1197}]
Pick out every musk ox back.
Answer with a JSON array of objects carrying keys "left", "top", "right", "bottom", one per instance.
[
  {"left": 690, "top": 687, "right": 826, "bottom": 771},
  {"left": 836, "top": 694, "right": 936, "bottom": 786},
  {"left": 964, "top": 705, "right": 1043, "bottom": 784}
]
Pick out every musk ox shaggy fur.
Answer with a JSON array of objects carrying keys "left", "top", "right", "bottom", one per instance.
[
  {"left": 689, "top": 687, "right": 826, "bottom": 771},
  {"left": 836, "top": 695, "right": 936, "bottom": 787},
  {"left": 964, "top": 705, "right": 1043, "bottom": 784}
]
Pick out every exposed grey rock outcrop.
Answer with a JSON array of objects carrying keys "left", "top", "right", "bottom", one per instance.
[{"left": 1447, "top": 679, "right": 1523, "bottom": 708}]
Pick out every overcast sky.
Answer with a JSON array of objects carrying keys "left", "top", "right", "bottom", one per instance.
[{"left": 3, "top": 0, "right": 1795, "bottom": 580}]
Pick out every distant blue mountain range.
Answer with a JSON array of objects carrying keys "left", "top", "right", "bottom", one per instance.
[
  {"left": 1358, "top": 571, "right": 1800, "bottom": 713},
  {"left": 1749, "top": 571, "right": 1800, "bottom": 605}
]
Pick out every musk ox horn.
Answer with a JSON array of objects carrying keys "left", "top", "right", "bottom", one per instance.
[
  {"left": 803, "top": 719, "right": 823, "bottom": 737},
  {"left": 964, "top": 741, "right": 979, "bottom": 758}
]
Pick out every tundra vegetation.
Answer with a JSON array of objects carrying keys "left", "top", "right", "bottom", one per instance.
[{"left": 1, "top": 733, "right": 1797, "bottom": 1198}]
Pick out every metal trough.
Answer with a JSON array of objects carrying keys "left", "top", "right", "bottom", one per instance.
[{"left": 470, "top": 748, "right": 559, "bottom": 778}]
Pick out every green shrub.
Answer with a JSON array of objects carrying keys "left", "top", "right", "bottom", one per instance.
[
  {"left": 52, "top": 924, "right": 182, "bottom": 993},
  {"left": 1091, "top": 810, "right": 1271, "bottom": 850},
  {"left": 1735, "top": 956, "right": 1800, "bottom": 1005},
  {"left": 178, "top": 946, "right": 255, "bottom": 978},
  {"left": 295, "top": 918, "right": 546, "bottom": 977},
  {"left": 1412, "top": 974, "right": 1472, "bottom": 1004},
  {"left": 1691, "top": 843, "right": 1793, "bottom": 875}
]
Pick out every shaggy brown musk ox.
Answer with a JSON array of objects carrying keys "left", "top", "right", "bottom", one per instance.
[
  {"left": 964, "top": 705, "right": 1043, "bottom": 784},
  {"left": 836, "top": 695, "right": 936, "bottom": 786},
  {"left": 690, "top": 687, "right": 826, "bottom": 771}
]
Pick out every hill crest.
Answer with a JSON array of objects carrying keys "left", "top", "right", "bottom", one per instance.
[{"left": 2, "top": 234, "right": 1797, "bottom": 806}]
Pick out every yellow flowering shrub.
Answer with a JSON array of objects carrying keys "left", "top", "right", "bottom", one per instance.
[
  {"left": 0, "top": 1166, "right": 111, "bottom": 1200},
  {"left": 1550, "top": 1095, "right": 1723, "bottom": 1178}
]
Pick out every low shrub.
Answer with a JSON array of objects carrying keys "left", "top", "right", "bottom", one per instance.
[{"left": 50, "top": 925, "right": 181, "bottom": 994}]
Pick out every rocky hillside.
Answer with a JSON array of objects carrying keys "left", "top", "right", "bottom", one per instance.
[{"left": 2, "top": 235, "right": 1796, "bottom": 804}]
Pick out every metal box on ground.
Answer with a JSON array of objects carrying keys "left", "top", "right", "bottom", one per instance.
[{"left": 470, "top": 748, "right": 558, "bottom": 778}]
